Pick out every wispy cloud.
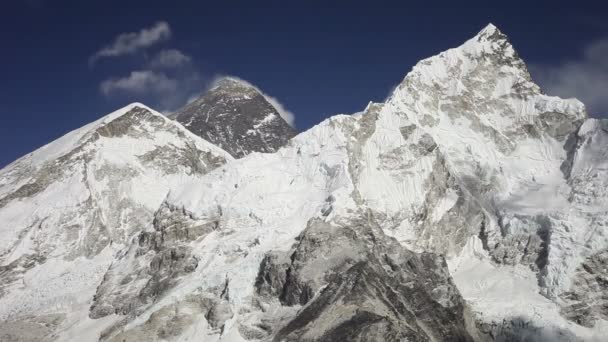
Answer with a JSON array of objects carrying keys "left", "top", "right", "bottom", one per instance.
[
  {"left": 93, "top": 22, "right": 295, "bottom": 121},
  {"left": 90, "top": 21, "right": 171, "bottom": 65},
  {"left": 530, "top": 38, "right": 608, "bottom": 117},
  {"left": 100, "top": 70, "right": 177, "bottom": 96},
  {"left": 99, "top": 69, "right": 203, "bottom": 113},
  {"left": 94, "top": 21, "right": 205, "bottom": 112},
  {"left": 263, "top": 94, "right": 296, "bottom": 127},
  {"left": 148, "top": 49, "right": 192, "bottom": 69}
]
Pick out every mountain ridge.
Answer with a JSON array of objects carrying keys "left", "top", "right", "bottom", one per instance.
[{"left": 1, "top": 23, "right": 607, "bottom": 341}]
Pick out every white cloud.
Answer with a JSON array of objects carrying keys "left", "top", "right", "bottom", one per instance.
[
  {"left": 209, "top": 75, "right": 297, "bottom": 127},
  {"left": 100, "top": 70, "right": 177, "bottom": 95},
  {"left": 90, "top": 21, "right": 171, "bottom": 64},
  {"left": 530, "top": 38, "right": 608, "bottom": 117},
  {"left": 94, "top": 21, "right": 204, "bottom": 112},
  {"left": 100, "top": 70, "right": 204, "bottom": 113},
  {"left": 148, "top": 49, "right": 192, "bottom": 69}
]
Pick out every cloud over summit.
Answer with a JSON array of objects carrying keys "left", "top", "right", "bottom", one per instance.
[{"left": 92, "top": 23, "right": 295, "bottom": 121}]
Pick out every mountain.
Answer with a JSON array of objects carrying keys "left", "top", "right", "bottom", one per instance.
[
  {"left": 172, "top": 77, "right": 297, "bottom": 158},
  {"left": 1, "top": 24, "right": 608, "bottom": 341},
  {"left": 0, "top": 103, "right": 231, "bottom": 341}
]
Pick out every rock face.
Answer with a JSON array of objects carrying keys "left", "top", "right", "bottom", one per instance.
[
  {"left": 560, "top": 249, "right": 608, "bottom": 328},
  {"left": 252, "top": 216, "right": 473, "bottom": 341},
  {"left": 1, "top": 24, "right": 608, "bottom": 342},
  {"left": 172, "top": 77, "right": 297, "bottom": 158}
]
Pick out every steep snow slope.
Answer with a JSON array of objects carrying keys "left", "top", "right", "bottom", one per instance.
[{"left": 0, "top": 104, "right": 232, "bottom": 341}]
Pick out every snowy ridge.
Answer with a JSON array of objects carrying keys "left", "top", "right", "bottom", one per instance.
[
  {"left": 1, "top": 24, "right": 607, "bottom": 341},
  {"left": 0, "top": 103, "right": 228, "bottom": 197}
]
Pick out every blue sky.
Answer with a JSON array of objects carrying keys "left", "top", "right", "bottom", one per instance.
[{"left": 1, "top": 0, "right": 607, "bottom": 167}]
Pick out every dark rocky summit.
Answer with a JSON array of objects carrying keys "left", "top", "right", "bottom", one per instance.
[{"left": 172, "top": 77, "right": 296, "bottom": 158}]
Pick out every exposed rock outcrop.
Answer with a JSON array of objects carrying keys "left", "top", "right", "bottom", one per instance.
[{"left": 251, "top": 215, "right": 474, "bottom": 341}]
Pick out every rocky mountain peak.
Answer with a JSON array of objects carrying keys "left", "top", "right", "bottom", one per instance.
[
  {"left": 387, "top": 24, "right": 585, "bottom": 153},
  {"left": 468, "top": 23, "right": 531, "bottom": 76},
  {"left": 173, "top": 77, "right": 296, "bottom": 158},
  {"left": 208, "top": 76, "right": 258, "bottom": 93},
  {"left": 475, "top": 23, "right": 506, "bottom": 43}
]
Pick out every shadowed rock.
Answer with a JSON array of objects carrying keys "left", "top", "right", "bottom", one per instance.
[
  {"left": 252, "top": 214, "right": 474, "bottom": 341},
  {"left": 173, "top": 77, "right": 296, "bottom": 158}
]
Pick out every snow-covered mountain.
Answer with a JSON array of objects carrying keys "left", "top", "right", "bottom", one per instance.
[
  {"left": 0, "top": 104, "right": 231, "bottom": 340},
  {"left": 172, "top": 77, "right": 297, "bottom": 158},
  {"left": 1, "top": 24, "right": 607, "bottom": 341}
]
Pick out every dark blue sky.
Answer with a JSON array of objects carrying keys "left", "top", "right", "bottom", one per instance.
[{"left": 1, "top": 0, "right": 607, "bottom": 167}]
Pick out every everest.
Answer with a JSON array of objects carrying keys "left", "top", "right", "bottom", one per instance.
[
  {"left": 171, "top": 77, "right": 296, "bottom": 158},
  {"left": 1, "top": 24, "right": 607, "bottom": 341}
]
